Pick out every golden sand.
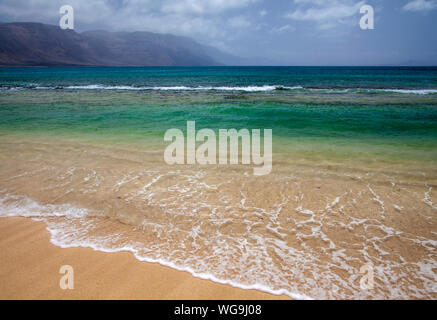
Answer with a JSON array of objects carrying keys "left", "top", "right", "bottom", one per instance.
[{"left": 0, "top": 217, "right": 288, "bottom": 300}]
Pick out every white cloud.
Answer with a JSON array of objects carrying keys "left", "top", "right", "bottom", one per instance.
[
  {"left": 271, "top": 24, "right": 295, "bottom": 33},
  {"left": 403, "top": 0, "right": 437, "bottom": 12},
  {"left": 228, "top": 16, "right": 251, "bottom": 29},
  {"left": 259, "top": 9, "right": 268, "bottom": 17},
  {"left": 286, "top": 0, "right": 366, "bottom": 29},
  {"left": 161, "top": 0, "right": 258, "bottom": 15}
]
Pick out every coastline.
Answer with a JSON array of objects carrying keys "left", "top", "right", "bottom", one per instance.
[{"left": 0, "top": 216, "right": 290, "bottom": 300}]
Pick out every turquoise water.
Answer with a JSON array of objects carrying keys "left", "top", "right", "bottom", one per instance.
[
  {"left": 1, "top": 66, "right": 437, "bottom": 163},
  {"left": 1, "top": 66, "right": 437, "bottom": 89}
]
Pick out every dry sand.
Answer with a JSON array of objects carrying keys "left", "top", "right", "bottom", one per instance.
[{"left": 0, "top": 217, "right": 289, "bottom": 300}]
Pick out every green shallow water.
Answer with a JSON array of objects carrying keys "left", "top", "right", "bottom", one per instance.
[
  {"left": 1, "top": 66, "right": 437, "bottom": 166},
  {"left": 1, "top": 90, "right": 437, "bottom": 166}
]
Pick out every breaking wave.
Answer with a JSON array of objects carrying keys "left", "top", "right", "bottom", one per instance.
[{"left": 2, "top": 84, "right": 437, "bottom": 94}]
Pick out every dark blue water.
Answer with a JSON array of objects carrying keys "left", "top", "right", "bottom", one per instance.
[{"left": 1, "top": 66, "right": 437, "bottom": 90}]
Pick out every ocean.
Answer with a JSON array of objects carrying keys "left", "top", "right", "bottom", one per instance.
[{"left": 0, "top": 66, "right": 436, "bottom": 299}]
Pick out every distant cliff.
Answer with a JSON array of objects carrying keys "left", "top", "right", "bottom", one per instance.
[{"left": 0, "top": 22, "right": 220, "bottom": 66}]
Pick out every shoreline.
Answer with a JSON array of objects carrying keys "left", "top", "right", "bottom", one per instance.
[{"left": 0, "top": 216, "right": 290, "bottom": 300}]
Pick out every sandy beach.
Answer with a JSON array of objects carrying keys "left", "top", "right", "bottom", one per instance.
[{"left": 0, "top": 216, "right": 288, "bottom": 300}]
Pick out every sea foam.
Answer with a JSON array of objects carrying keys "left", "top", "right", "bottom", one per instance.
[
  {"left": 0, "top": 192, "right": 310, "bottom": 300},
  {"left": 3, "top": 84, "right": 437, "bottom": 94}
]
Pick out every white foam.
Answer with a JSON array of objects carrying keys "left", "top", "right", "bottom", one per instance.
[
  {"left": 423, "top": 186, "right": 437, "bottom": 210},
  {"left": 64, "top": 85, "right": 282, "bottom": 92},
  {"left": 0, "top": 192, "right": 311, "bottom": 300},
  {"left": 1, "top": 187, "right": 436, "bottom": 300},
  {"left": 0, "top": 193, "right": 89, "bottom": 219},
  {"left": 378, "top": 89, "right": 437, "bottom": 95},
  {"left": 5, "top": 84, "right": 437, "bottom": 94},
  {"left": 58, "top": 85, "right": 437, "bottom": 94}
]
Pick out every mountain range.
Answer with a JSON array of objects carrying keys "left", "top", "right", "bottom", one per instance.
[{"left": 0, "top": 22, "right": 235, "bottom": 67}]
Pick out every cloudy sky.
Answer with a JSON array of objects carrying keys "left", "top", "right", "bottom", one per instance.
[{"left": 1, "top": 0, "right": 436, "bottom": 65}]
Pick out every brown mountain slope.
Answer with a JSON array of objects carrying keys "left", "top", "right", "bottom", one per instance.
[{"left": 0, "top": 22, "right": 219, "bottom": 66}]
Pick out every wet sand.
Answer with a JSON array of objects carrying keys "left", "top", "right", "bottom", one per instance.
[
  {"left": 0, "top": 136, "right": 436, "bottom": 299},
  {"left": 0, "top": 217, "right": 289, "bottom": 300}
]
